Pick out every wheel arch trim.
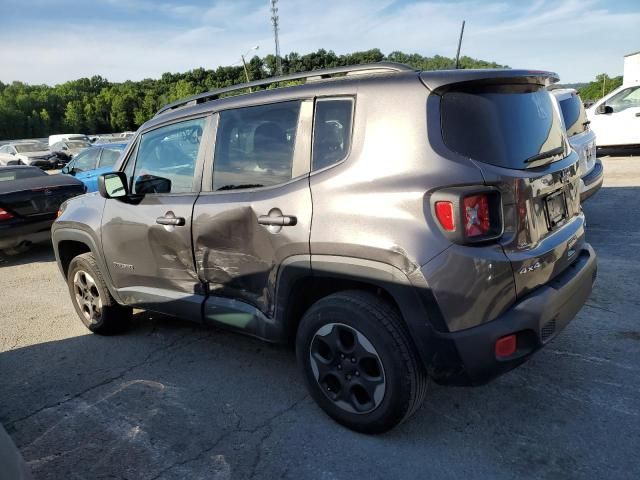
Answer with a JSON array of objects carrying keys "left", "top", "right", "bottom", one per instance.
[
  {"left": 52, "top": 228, "right": 123, "bottom": 304},
  {"left": 275, "top": 254, "right": 441, "bottom": 368}
]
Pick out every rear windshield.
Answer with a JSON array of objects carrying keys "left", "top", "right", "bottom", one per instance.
[
  {"left": 558, "top": 94, "right": 588, "bottom": 137},
  {"left": 441, "top": 84, "right": 566, "bottom": 169},
  {"left": 15, "top": 143, "right": 47, "bottom": 153},
  {"left": 0, "top": 167, "right": 45, "bottom": 181}
]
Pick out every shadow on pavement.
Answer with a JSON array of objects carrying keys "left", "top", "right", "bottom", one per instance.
[
  {"left": 0, "top": 242, "right": 56, "bottom": 268},
  {"left": 0, "top": 185, "right": 639, "bottom": 479}
]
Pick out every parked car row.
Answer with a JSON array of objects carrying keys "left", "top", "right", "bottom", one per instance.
[{"left": 52, "top": 63, "right": 599, "bottom": 433}]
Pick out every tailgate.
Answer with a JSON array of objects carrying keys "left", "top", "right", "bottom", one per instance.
[
  {"left": 475, "top": 153, "right": 584, "bottom": 298},
  {"left": 432, "top": 75, "right": 584, "bottom": 298}
]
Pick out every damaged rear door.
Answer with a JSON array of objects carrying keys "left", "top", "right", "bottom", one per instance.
[{"left": 192, "top": 100, "right": 313, "bottom": 339}]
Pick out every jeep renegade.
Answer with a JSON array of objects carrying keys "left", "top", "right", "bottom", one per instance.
[{"left": 53, "top": 63, "right": 597, "bottom": 433}]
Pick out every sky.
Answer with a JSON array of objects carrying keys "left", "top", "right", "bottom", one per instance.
[{"left": 0, "top": 0, "right": 638, "bottom": 85}]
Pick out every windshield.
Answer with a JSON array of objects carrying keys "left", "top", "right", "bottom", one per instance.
[
  {"left": 15, "top": 143, "right": 48, "bottom": 153},
  {"left": 441, "top": 84, "right": 566, "bottom": 169},
  {"left": 558, "top": 94, "right": 588, "bottom": 137}
]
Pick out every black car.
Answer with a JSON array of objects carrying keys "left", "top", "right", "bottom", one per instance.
[{"left": 0, "top": 166, "right": 85, "bottom": 252}]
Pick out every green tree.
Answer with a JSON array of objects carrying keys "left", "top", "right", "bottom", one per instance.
[
  {"left": 578, "top": 74, "right": 623, "bottom": 102},
  {"left": 0, "top": 48, "right": 510, "bottom": 140}
]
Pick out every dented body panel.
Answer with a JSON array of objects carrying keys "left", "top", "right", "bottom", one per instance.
[{"left": 193, "top": 176, "right": 312, "bottom": 319}]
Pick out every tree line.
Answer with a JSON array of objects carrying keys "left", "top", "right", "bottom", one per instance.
[
  {"left": 0, "top": 48, "right": 507, "bottom": 140},
  {"left": 578, "top": 73, "right": 623, "bottom": 103}
]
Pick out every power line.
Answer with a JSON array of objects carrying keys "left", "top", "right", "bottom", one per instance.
[{"left": 270, "top": 0, "right": 282, "bottom": 76}]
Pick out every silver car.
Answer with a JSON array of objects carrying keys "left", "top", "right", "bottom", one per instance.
[
  {"left": 0, "top": 142, "right": 54, "bottom": 169},
  {"left": 552, "top": 89, "right": 604, "bottom": 201}
]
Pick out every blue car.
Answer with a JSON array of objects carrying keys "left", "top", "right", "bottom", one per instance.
[{"left": 61, "top": 143, "right": 128, "bottom": 192}]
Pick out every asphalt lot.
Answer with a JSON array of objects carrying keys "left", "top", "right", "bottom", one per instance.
[{"left": 1, "top": 155, "right": 640, "bottom": 479}]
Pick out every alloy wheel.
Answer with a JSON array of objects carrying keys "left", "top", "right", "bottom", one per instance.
[
  {"left": 73, "top": 270, "right": 103, "bottom": 325},
  {"left": 309, "top": 323, "right": 386, "bottom": 414}
]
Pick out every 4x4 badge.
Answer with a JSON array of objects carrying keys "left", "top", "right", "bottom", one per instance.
[{"left": 519, "top": 262, "right": 541, "bottom": 275}]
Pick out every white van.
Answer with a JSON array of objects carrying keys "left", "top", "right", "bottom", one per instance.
[{"left": 48, "top": 133, "right": 90, "bottom": 147}]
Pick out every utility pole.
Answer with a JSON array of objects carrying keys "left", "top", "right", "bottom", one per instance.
[
  {"left": 270, "top": 0, "right": 282, "bottom": 76},
  {"left": 241, "top": 45, "right": 259, "bottom": 92},
  {"left": 455, "top": 20, "right": 466, "bottom": 69}
]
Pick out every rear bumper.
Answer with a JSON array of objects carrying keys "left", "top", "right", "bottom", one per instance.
[
  {"left": 0, "top": 218, "right": 55, "bottom": 249},
  {"left": 433, "top": 244, "right": 596, "bottom": 385},
  {"left": 580, "top": 159, "right": 604, "bottom": 202}
]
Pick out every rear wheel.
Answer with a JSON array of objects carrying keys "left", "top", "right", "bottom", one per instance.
[
  {"left": 67, "top": 252, "right": 131, "bottom": 334},
  {"left": 296, "top": 290, "right": 428, "bottom": 434}
]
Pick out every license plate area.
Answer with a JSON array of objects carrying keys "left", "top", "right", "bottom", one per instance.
[{"left": 545, "top": 190, "right": 567, "bottom": 229}]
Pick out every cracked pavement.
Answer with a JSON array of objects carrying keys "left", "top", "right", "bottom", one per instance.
[{"left": 1, "top": 154, "right": 640, "bottom": 479}]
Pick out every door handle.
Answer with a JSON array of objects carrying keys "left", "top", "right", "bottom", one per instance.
[
  {"left": 258, "top": 215, "right": 297, "bottom": 226},
  {"left": 156, "top": 215, "right": 185, "bottom": 226},
  {"left": 635, "top": 112, "right": 640, "bottom": 117}
]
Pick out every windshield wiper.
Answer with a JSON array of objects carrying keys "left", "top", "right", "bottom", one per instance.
[
  {"left": 216, "top": 184, "right": 264, "bottom": 191},
  {"left": 523, "top": 145, "right": 565, "bottom": 165}
]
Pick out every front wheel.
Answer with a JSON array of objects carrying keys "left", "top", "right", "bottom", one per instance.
[
  {"left": 67, "top": 252, "right": 132, "bottom": 334},
  {"left": 296, "top": 290, "right": 428, "bottom": 434}
]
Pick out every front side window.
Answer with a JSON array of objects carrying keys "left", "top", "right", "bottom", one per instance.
[
  {"left": 441, "top": 84, "right": 566, "bottom": 169},
  {"left": 312, "top": 98, "right": 353, "bottom": 171},
  {"left": 72, "top": 148, "right": 100, "bottom": 172},
  {"left": 558, "top": 94, "right": 588, "bottom": 137},
  {"left": 133, "top": 118, "right": 205, "bottom": 194},
  {"left": 213, "top": 101, "right": 301, "bottom": 191},
  {"left": 606, "top": 86, "right": 640, "bottom": 113}
]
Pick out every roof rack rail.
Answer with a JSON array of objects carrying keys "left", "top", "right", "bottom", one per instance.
[{"left": 154, "top": 62, "right": 414, "bottom": 117}]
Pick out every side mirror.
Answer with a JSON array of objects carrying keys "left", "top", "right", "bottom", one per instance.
[
  {"left": 596, "top": 104, "right": 613, "bottom": 115},
  {"left": 61, "top": 164, "right": 71, "bottom": 175},
  {"left": 134, "top": 174, "right": 171, "bottom": 194},
  {"left": 98, "top": 172, "right": 129, "bottom": 199}
]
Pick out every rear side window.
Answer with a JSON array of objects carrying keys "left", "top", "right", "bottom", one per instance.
[
  {"left": 213, "top": 101, "right": 301, "bottom": 191},
  {"left": 441, "top": 84, "right": 566, "bottom": 169},
  {"left": 312, "top": 98, "right": 353, "bottom": 170},
  {"left": 558, "top": 94, "right": 588, "bottom": 137},
  {"left": 98, "top": 147, "right": 123, "bottom": 168}
]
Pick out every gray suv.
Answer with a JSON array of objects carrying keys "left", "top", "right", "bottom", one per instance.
[{"left": 53, "top": 63, "right": 597, "bottom": 433}]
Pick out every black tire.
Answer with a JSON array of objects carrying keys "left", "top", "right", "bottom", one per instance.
[
  {"left": 296, "top": 290, "right": 428, "bottom": 434},
  {"left": 67, "top": 252, "right": 132, "bottom": 334}
]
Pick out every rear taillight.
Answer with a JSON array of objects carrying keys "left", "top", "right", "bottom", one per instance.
[
  {"left": 435, "top": 201, "right": 455, "bottom": 231},
  {"left": 0, "top": 208, "right": 14, "bottom": 221},
  {"left": 431, "top": 187, "right": 502, "bottom": 244},
  {"left": 463, "top": 194, "right": 491, "bottom": 238}
]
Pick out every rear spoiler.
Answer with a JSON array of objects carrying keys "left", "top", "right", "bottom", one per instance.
[{"left": 420, "top": 69, "right": 560, "bottom": 91}]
